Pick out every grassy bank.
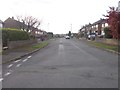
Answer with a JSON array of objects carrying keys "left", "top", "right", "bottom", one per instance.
[
  {"left": 89, "top": 41, "right": 119, "bottom": 52},
  {"left": 2, "top": 41, "right": 49, "bottom": 55},
  {"left": 29, "top": 41, "right": 48, "bottom": 51},
  {"left": 22, "top": 41, "right": 49, "bottom": 52}
]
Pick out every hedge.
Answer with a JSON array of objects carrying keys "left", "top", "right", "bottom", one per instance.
[
  {"left": 104, "top": 27, "right": 113, "bottom": 38},
  {"left": 0, "top": 28, "right": 30, "bottom": 47}
]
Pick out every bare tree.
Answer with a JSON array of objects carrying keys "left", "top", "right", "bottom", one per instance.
[{"left": 16, "top": 16, "right": 41, "bottom": 32}]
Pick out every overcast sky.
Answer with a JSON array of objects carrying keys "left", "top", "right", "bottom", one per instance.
[{"left": 0, "top": 0, "right": 119, "bottom": 34}]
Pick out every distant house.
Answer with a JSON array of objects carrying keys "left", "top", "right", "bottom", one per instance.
[{"left": 0, "top": 20, "right": 3, "bottom": 28}]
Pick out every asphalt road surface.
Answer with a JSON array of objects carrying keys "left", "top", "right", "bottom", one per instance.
[{"left": 2, "top": 38, "right": 118, "bottom": 88}]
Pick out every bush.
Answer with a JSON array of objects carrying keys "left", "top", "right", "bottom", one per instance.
[
  {"left": 104, "top": 27, "right": 113, "bottom": 38},
  {"left": 1, "top": 28, "right": 30, "bottom": 46}
]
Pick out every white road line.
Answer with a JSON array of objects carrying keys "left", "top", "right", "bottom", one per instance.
[
  {"left": 14, "top": 59, "right": 21, "bottom": 63},
  {"left": 22, "top": 58, "right": 28, "bottom": 62},
  {"left": 4, "top": 72, "right": 11, "bottom": 76},
  {"left": 27, "top": 56, "right": 32, "bottom": 59},
  {"left": 0, "top": 72, "right": 2, "bottom": 75},
  {"left": 58, "top": 44, "right": 64, "bottom": 55},
  {"left": 7, "top": 64, "right": 13, "bottom": 68},
  {"left": 0, "top": 78, "right": 3, "bottom": 82},
  {"left": 16, "top": 64, "right": 21, "bottom": 67}
]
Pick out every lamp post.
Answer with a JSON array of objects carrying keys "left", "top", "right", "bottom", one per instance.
[{"left": 71, "top": 24, "right": 72, "bottom": 33}]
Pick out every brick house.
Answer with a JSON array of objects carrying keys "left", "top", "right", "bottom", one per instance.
[
  {"left": 79, "top": 19, "right": 108, "bottom": 37},
  {"left": 92, "top": 19, "right": 108, "bottom": 36}
]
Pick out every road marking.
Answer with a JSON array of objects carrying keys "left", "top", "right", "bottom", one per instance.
[
  {"left": 58, "top": 44, "right": 64, "bottom": 55},
  {"left": 59, "top": 44, "right": 64, "bottom": 50},
  {"left": 16, "top": 64, "right": 21, "bottom": 67},
  {"left": 7, "top": 64, "right": 13, "bottom": 68},
  {"left": 60, "top": 39, "right": 62, "bottom": 43},
  {"left": 0, "top": 78, "right": 3, "bottom": 82},
  {"left": 27, "top": 56, "right": 32, "bottom": 59},
  {"left": 22, "top": 58, "right": 28, "bottom": 62},
  {"left": 0, "top": 72, "right": 2, "bottom": 75},
  {"left": 4, "top": 72, "right": 11, "bottom": 76},
  {"left": 14, "top": 59, "right": 21, "bottom": 63}
]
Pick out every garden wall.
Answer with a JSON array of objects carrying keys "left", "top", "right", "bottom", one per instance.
[{"left": 8, "top": 39, "right": 37, "bottom": 49}]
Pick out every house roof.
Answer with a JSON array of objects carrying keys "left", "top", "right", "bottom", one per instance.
[
  {"left": 92, "top": 19, "right": 107, "bottom": 25},
  {"left": 4, "top": 17, "right": 28, "bottom": 29},
  {"left": 79, "top": 18, "right": 108, "bottom": 32}
]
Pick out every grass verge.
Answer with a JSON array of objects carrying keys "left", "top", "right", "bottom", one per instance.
[
  {"left": 89, "top": 41, "right": 119, "bottom": 53},
  {"left": 2, "top": 41, "right": 49, "bottom": 55},
  {"left": 25, "top": 41, "right": 49, "bottom": 52}
]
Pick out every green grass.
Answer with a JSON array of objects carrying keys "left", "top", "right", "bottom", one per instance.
[
  {"left": 26, "top": 41, "right": 49, "bottom": 51},
  {"left": 2, "top": 41, "right": 49, "bottom": 55},
  {"left": 89, "top": 41, "right": 119, "bottom": 52},
  {"left": 32, "top": 41, "right": 48, "bottom": 49}
]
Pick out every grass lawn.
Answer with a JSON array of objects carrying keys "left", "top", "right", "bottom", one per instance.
[{"left": 89, "top": 41, "right": 119, "bottom": 52}]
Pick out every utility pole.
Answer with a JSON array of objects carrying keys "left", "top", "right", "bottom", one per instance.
[{"left": 70, "top": 24, "right": 72, "bottom": 33}]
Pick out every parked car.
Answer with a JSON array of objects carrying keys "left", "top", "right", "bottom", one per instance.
[
  {"left": 65, "top": 36, "right": 70, "bottom": 39},
  {"left": 87, "top": 33, "right": 96, "bottom": 40}
]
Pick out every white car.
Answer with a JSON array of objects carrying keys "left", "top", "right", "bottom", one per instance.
[
  {"left": 87, "top": 33, "right": 96, "bottom": 40},
  {"left": 65, "top": 36, "right": 70, "bottom": 39}
]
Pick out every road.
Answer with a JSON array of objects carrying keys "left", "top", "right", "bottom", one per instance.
[{"left": 2, "top": 38, "right": 118, "bottom": 88}]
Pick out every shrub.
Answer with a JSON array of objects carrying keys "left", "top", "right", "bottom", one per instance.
[
  {"left": 1, "top": 28, "right": 30, "bottom": 46},
  {"left": 104, "top": 27, "right": 113, "bottom": 38}
]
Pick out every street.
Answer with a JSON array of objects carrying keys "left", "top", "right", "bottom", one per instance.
[{"left": 2, "top": 38, "right": 118, "bottom": 88}]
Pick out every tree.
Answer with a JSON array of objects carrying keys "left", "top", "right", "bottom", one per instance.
[
  {"left": 104, "top": 7, "right": 120, "bottom": 39},
  {"left": 68, "top": 31, "right": 71, "bottom": 36},
  {"left": 16, "top": 16, "right": 41, "bottom": 32}
]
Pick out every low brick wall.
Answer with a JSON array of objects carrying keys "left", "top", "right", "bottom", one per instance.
[
  {"left": 95, "top": 38, "right": 119, "bottom": 46},
  {"left": 8, "top": 39, "right": 37, "bottom": 49}
]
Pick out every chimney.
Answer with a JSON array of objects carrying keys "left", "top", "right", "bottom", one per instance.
[{"left": 12, "top": 17, "right": 14, "bottom": 19}]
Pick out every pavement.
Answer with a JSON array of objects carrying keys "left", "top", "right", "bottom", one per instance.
[{"left": 2, "top": 38, "right": 118, "bottom": 88}]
